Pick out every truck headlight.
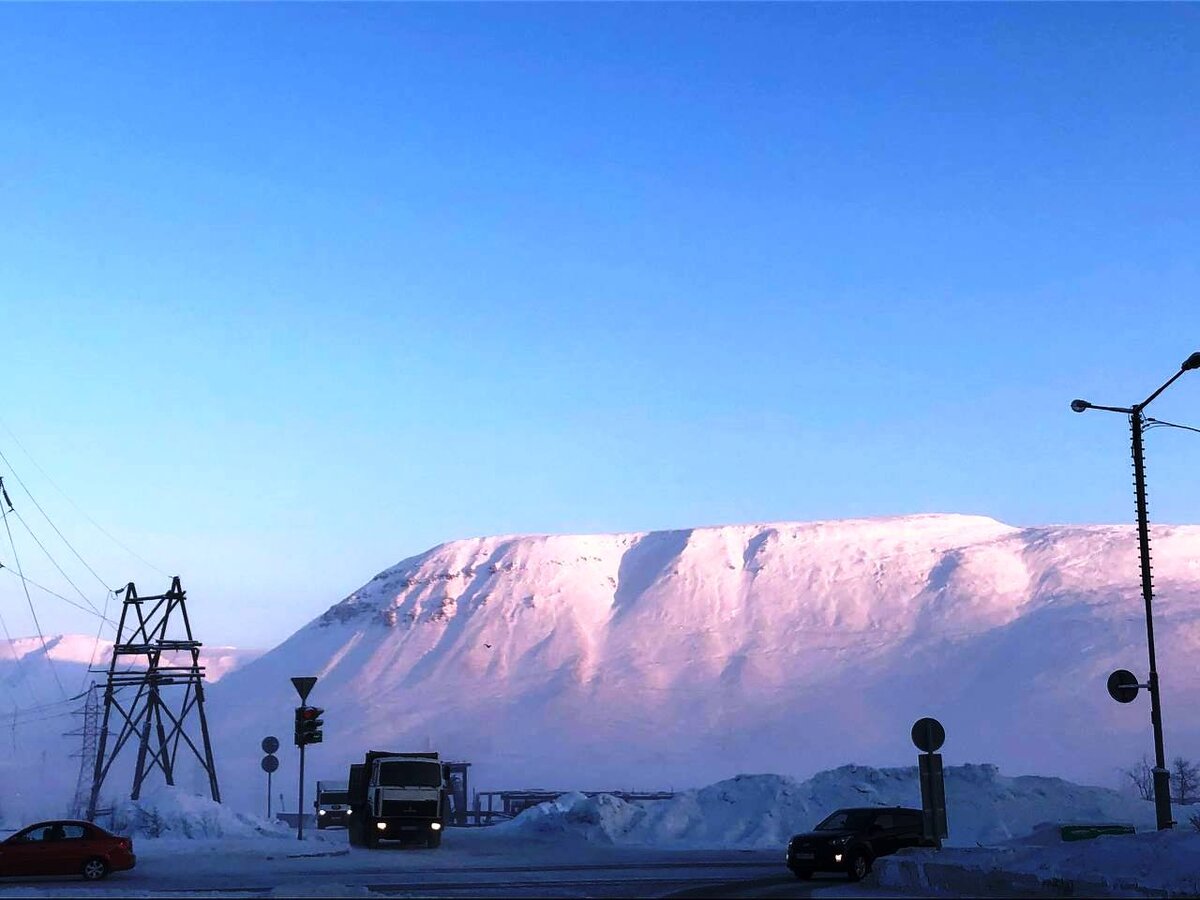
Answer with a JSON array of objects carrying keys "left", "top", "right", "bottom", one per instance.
[
  {"left": 431, "top": 822, "right": 442, "bottom": 831},
  {"left": 318, "top": 810, "right": 326, "bottom": 817},
  {"left": 376, "top": 822, "right": 387, "bottom": 831}
]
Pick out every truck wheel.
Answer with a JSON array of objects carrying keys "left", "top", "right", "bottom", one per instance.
[
  {"left": 365, "top": 823, "right": 379, "bottom": 849},
  {"left": 426, "top": 831, "right": 442, "bottom": 849}
]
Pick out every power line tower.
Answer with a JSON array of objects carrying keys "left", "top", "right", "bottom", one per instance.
[
  {"left": 87, "top": 577, "right": 221, "bottom": 820},
  {"left": 66, "top": 682, "right": 101, "bottom": 818}
]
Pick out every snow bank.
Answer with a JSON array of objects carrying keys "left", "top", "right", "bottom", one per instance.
[
  {"left": 106, "top": 787, "right": 292, "bottom": 840},
  {"left": 499, "top": 764, "right": 1157, "bottom": 849}
]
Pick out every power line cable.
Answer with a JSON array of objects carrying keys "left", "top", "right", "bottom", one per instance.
[
  {"left": 0, "top": 690, "right": 89, "bottom": 722},
  {"left": 0, "top": 447, "right": 113, "bottom": 595},
  {"left": 8, "top": 507, "right": 104, "bottom": 615},
  {"left": 0, "top": 480, "right": 66, "bottom": 699},
  {"left": 1144, "top": 417, "right": 1200, "bottom": 436},
  {"left": 0, "top": 598, "right": 41, "bottom": 710},
  {"left": 84, "top": 588, "right": 115, "bottom": 693},
  {"left": 0, "top": 424, "right": 168, "bottom": 578},
  {"left": 0, "top": 566, "right": 116, "bottom": 625}
]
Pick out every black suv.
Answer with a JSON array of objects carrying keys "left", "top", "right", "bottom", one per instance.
[{"left": 785, "top": 806, "right": 938, "bottom": 882}]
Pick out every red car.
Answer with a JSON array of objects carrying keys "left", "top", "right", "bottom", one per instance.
[{"left": 0, "top": 820, "right": 135, "bottom": 880}]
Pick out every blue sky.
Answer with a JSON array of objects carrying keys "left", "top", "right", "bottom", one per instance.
[{"left": 1, "top": 4, "right": 1197, "bottom": 648}]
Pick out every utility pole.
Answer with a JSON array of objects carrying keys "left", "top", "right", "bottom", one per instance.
[
  {"left": 1129, "top": 411, "right": 1173, "bottom": 830},
  {"left": 1072, "top": 350, "right": 1200, "bottom": 831}
]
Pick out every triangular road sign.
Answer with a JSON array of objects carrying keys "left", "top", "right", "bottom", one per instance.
[{"left": 291, "top": 676, "right": 318, "bottom": 703}]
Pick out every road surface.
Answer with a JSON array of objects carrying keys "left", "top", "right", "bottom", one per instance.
[{"left": 0, "top": 828, "right": 931, "bottom": 898}]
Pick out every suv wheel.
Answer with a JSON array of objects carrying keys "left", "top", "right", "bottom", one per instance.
[{"left": 847, "top": 852, "right": 870, "bottom": 882}]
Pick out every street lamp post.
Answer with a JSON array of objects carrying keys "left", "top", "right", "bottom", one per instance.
[{"left": 1071, "top": 350, "right": 1200, "bottom": 832}]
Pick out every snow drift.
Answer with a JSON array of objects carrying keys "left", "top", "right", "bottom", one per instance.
[
  {"left": 498, "top": 764, "right": 1158, "bottom": 848},
  {"left": 105, "top": 786, "right": 289, "bottom": 840}
]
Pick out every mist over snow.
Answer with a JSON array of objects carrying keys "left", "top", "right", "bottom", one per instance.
[
  {"left": 202, "top": 513, "right": 1200, "bottom": 814},
  {"left": 0, "top": 635, "right": 261, "bottom": 824}
]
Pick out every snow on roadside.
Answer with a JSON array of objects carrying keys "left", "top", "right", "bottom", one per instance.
[
  {"left": 499, "top": 764, "right": 1157, "bottom": 849},
  {"left": 106, "top": 786, "right": 293, "bottom": 840}
]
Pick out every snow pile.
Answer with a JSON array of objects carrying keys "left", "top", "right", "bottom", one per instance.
[
  {"left": 106, "top": 787, "right": 291, "bottom": 840},
  {"left": 499, "top": 764, "right": 1157, "bottom": 848}
]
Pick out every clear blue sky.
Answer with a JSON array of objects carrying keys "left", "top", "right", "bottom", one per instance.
[{"left": 0, "top": 4, "right": 1197, "bottom": 648}]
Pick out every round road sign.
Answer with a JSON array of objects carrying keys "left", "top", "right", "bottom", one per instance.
[
  {"left": 1107, "top": 669, "right": 1140, "bottom": 704},
  {"left": 262, "top": 736, "right": 280, "bottom": 754},
  {"left": 261, "top": 754, "right": 279, "bottom": 774},
  {"left": 911, "top": 717, "right": 946, "bottom": 753}
]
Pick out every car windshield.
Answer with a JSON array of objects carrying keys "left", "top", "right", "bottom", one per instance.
[
  {"left": 378, "top": 761, "right": 442, "bottom": 787},
  {"left": 815, "top": 810, "right": 877, "bottom": 831},
  {"left": 320, "top": 792, "right": 349, "bottom": 804}
]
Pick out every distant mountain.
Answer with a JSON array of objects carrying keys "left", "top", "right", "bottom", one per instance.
[{"left": 208, "top": 514, "right": 1200, "bottom": 813}]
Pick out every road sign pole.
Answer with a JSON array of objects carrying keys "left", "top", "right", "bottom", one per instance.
[{"left": 267, "top": 770, "right": 272, "bottom": 821}]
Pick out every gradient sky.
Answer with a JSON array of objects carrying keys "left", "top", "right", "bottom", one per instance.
[{"left": 1, "top": 4, "right": 1198, "bottom": 649}]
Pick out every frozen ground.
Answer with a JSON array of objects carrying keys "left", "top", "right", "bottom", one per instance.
[
  {"left": 0, "top": 772, "right": 1187, "bottom": 898},
  {"left": 878, "top": 827, "right": 1200, "bottom": 898}
]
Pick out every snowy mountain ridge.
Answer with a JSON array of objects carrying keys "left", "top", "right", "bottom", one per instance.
[{"left": 208, "top": 513, "right": 1200, "bottom": 813}]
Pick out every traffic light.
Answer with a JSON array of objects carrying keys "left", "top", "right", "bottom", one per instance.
[{"left": 294, "top": 705, "right": 324, "bottom": 746}]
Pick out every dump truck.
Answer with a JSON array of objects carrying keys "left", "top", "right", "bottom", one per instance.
[
  {"left": 314, "top": 779, "right": 350, "bottom": 829},
  {"left": 347, "top": 751, "right": 447, "bottom": 848}
]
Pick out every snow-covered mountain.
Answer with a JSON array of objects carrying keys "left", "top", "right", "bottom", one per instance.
[{"left": 209, "top": 514, "right": 1200, "bottom": 814}]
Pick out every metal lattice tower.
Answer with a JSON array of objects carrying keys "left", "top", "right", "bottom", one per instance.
[
  {"left": 87, "top": 577, "right": 221, "bottom": 819},
  {"left": 66, "top": 682, "right": 101, "bottom": 818}
]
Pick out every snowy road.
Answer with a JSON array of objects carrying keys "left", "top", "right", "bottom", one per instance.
[{"left": 0, "top": 829, "right": 925, "bottom": 898}]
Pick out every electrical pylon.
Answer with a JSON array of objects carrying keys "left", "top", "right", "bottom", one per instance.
[
  {"left": 66, "top": 682, "right": 100, "bottom": 818},
  {"left": 87, "top": 577, "right": 221, "bottom": 819}
]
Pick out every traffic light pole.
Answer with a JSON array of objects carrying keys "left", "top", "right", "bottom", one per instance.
[{"left": 297, "top": 740, "right": 306, "bottom": 841}]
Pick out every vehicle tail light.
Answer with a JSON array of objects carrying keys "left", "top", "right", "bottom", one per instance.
[{"left": 119, "top": 839, "right": 132, "bottom": 851}]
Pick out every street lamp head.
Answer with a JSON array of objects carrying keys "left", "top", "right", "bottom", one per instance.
[
  {"left": 1181, "top": 352, "right": 1200, "bottom": 372},
  {"left": 1071, "top": 399, "right": 1092, "bottom": 413}
]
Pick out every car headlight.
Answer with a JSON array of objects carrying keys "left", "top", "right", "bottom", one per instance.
[
  {"left": 431, "top": 822, "right": 442, "bottom": 831},
  {"left": 376, "top": 822, "right": 387, "bottom": 830},
  {"left": 318, "top": 810, "right": 326, "bottom": 816}
]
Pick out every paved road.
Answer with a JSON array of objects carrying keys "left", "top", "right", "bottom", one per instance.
[{"left": 0, "top": 828, "right": 928, "bottom": 898}]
